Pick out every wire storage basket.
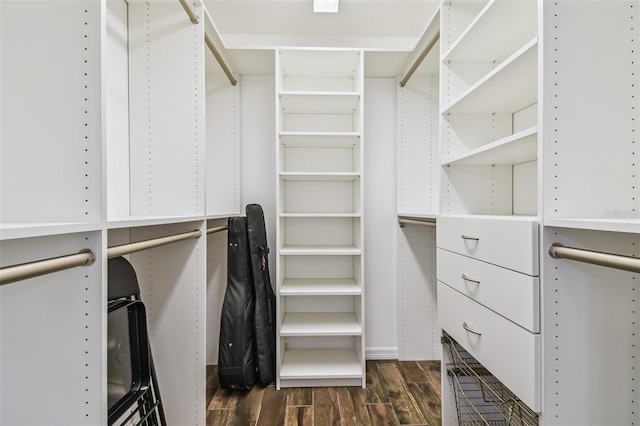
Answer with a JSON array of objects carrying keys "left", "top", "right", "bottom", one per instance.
[{"left": 443, "top": 335, "right": 538, "bottom": 426}]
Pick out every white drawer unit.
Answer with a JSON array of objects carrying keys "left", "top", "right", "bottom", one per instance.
[
  {"left": 437, "top": 248, "right": 539, "bottom": 333},
  {"left": 438, "top": 281, "right": 540, "bottom": 412},
  {"left": 437, "top": 215, "right": 539, "bottom": 275}
]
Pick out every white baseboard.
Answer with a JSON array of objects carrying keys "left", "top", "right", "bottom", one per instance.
[{"left": 365, "top": 347, "right": 398, "bottom": 360}]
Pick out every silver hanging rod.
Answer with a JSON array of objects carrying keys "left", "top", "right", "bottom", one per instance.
[
  {"left": 400, "top": 30, "right": 440, "bottom": 88},
  {"left": 207, "top": 225, "right": 228, "bottom": 234},
  {"left": 0, "top": 249, "right": 96, "bottom": 286},
  {"left": 549, "top": 243, "right": 640, "bottom": 274},
  {"left": 107, "top": 230, "right": 202, "bottom": 259},
  {"left": 179, "top": 0, "right": 237, "bottom": 86},
  {"left": 204, "top": 32, "right": 238, "bottom": 86},
  {"left": 398, "top": 217, "right": 437, "bottom": 228},
  {"left": 179, "top": 0, "right": 199, "bottom": 24}
]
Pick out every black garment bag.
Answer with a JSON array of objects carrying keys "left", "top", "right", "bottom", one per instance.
[
  {"left": 218, "top": 216, "right": 256, "bottom": 390},
  {"left": 246, "top": 204, "right": 277, "bottom": 386}
]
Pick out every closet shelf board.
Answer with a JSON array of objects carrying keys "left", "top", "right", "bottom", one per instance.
[
  {"left": 279, "top": 49, "right": 361, "bottom": 78},
  {"left": 280, "top": 172, "right": 361, "bottom": 181},
  {"left": 280, "top": 245, "right": 361, "bottom": 255},
  {"left": 280, "top": 349, "right": 362, "bottom": 379},
  {"left": 280, "top": 279, "right": 362, "bottom": 296},
  {"left": 544, "top": 218, "right": 640, "bottom": 234},
  {"left": 280, "top": 312, "right": 362, "bottom": 336},
  {"left": 443, "top": 0, "right": 537, "bottom": 63},
  {"left": 280, "top": 213, "right": 361, "bottom": 218},
  {"left": 443, "top": 38, "right": 538, "bottom": 114},
  {"left": 0, "top": 222, "right": 102, "bottom": 241},
  {"left": 439, "top": 214, "right": 539, "bottom": 222},
  {"left": 442, "top": 127, "right": 538, "bottom": 166},
  {"left": 279, "top": 92, "right": 360, "bottom": 114},
  {"left": 280, "top": 132, "right": 360, "bottom": 148}
]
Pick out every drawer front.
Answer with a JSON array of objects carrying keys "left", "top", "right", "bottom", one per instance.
[
  {"left": 437, "top": 216, "right": 539, "bottom": 275},
  {"left": 437, "top": 248, "right": 539, "bottom": 332},
  {"left": 438, "top": 282, "right": 540, "bottom": 412}
]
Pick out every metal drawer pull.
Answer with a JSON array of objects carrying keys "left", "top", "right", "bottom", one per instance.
[
  {"left": 462, "top": 322, "right": 482, "bottom": 336},
  {"left": 461, "top": 274, "right": 480, "bottom": 284},
  {"left": 461, "top": 235, "right": 480, "bottom": 241}
]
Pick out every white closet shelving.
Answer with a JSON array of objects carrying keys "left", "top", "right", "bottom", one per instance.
[
  {"left": 437, "top": 0, "right": 541, "bottom": 423},
  {"left": 275, "top": 48, "right": 365, "bottom": 388},
  {"left": 1, "top": 0, "right": 239, "bottom": 424},
  {"left": 433, "top": 1, "right": 640, "bottom": 425},
  {"left": 440, "top": 0, "right": 539, "bottom": 218}
]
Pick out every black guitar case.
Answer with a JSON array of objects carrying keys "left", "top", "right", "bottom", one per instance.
[
  {"left": 218, "top": 216, "right": 256, "bottom": 390},
  {"left": 246, "top": 204, "right": 277, "bottom": 386}
]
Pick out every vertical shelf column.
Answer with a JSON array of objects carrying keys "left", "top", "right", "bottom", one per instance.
[{"left": 275, "top": 48, "right": 365, "bottom": 388}]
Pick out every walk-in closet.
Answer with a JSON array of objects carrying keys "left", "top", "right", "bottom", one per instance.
[{"left": 1, "top": 0, "right": 638, "bottom": 425}]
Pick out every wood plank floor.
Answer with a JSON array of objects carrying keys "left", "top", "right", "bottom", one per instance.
[{"left": 206, "top": 360, "right": 441, "bottom": 426}]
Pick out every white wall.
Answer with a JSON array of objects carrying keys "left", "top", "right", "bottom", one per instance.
[
  {"left": 239, "top": 76, "right": 277, "bottom": 284},
  {"left": 363, "top": 78, "right": 399, "bottom": 358}
]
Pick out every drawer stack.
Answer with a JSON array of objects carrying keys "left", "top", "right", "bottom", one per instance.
[{"left": 437, "top": 215, "right": 540, "bottom": 412}]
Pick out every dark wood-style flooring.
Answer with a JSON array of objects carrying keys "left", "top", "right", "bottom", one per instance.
[{"left": 206, "top": 360, "right": 441, "bottom": 425}]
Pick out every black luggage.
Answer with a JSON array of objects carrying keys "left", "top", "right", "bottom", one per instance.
[
  {"left": 218, "top": 216, "right": 256, "bottom": 390},
  {"left": 246, "top": 204, "right": 277, "bottom": 386}
]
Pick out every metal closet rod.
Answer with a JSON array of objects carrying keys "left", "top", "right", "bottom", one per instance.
[
  {"left": 0, "top": 250, "right": 95, "bottom": 286},
  {"left": 398, "top": 216, "right": 437, "bottom": 228},
  {"left": 399, "top": 30, "right": 440, "bottom": 88},
  {"left": 179, "top": 0, "right": 238, "bottom": 86},
  {"left": 0, "top": 223, "right": 231, "bottom": 285},
  {"left": 178, "top": 0, "right": 199, "bottom": 23},
  {"left": 107, "top": 229, "right": 202, "bottom": 259},
  {"left": 204, "top": 32, "right": 238, "bottom": 86},
  {"left": 207, "top": 224, "right": 228, "bottom": 234},
  {"left": 549, "top": 243, "right": 640, "bottom": 274}
]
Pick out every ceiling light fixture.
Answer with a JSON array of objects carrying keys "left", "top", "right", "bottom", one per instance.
[{"left": 313, "top": 0, "right": 339, "bottom": 13}]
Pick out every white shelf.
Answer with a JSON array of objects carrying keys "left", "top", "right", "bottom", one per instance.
[
  {"left": 279, "top": 49, "right": 361, "bottom": 79},
  {"left": 280, "top": 245, "right": 361, "bottom": 255},
  {"left": 280, "top": 212, "right": 361, "bottom": 218},
  {"left": 279, "top": 92, "right": 360, "bottom": 114},
  {"left": 545, "top": 218, "right": 640, "bottom": 234},
  {"left": 443, "top": 38, "right": 538, "bottom": 114},
  {"left": 0, "top": 222, "right": 103, "bottom": 241},
  {"left": 279, "top": 349, "right": 362, "bottom": 380},
  {"left": 443, "top": 127, "right": 538, "bottom": 166},
  {"left": 280, "top": 172, "right": 360, "bottom": 181},
  {"left": 280, "top": 132, "right": 360, "bottom": 148},
  {"left": 205, "top": 212, "right": 238, "bottom": 220},
  {"left": 440, "top": 214, "right": 539, "bottom": 222},
  {"left": 280, "top": 278, "right": 361, "bottom": 296},
  {"left": 397, "top": 213, "right": 439, "bottom": 221},
  {"left": 443, "top": 0, "right": 537, "bottom": 63},
  {"left": 280, "top": 312, "right": 361, "bottom": 336},
  {"left": 107, "top": 215, "right": 204, "bottom": 229}
]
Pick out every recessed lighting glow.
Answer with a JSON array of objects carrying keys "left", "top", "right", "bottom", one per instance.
[{"left": 313, "top": 0, "right": 339, "bottom": 13}]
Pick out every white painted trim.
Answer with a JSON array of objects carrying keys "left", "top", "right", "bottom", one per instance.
[{"left": 365, "top": 347, "right": 399, "bottom": 360}]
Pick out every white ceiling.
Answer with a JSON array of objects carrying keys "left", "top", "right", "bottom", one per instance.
[{"left": 202, "top": 0, "right": 440, "bottom": 77}]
